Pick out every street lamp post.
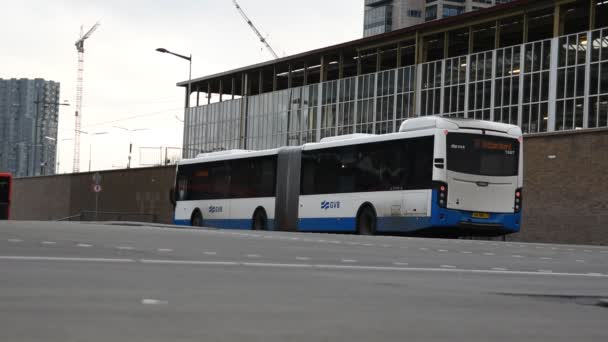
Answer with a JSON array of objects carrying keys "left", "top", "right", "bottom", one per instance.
[
  {"left": 74, "top": 130, "right": 109, "bottom": 172},
  {"left": 87, "top": 132, "right": 109, "bottom": 172},
  {"left": 156, "top": 48, "right": 191, "bottom": 159},
  {"left": 156, "top": 48, "right": 192, "bottom": 107},
  {"left": 113, "top": 126, "right": 148, "bottom": 169},
  {"left": 57, "top": 138, "right": 73, "bottom": 173}
]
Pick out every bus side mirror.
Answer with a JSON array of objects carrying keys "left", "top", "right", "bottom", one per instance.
[{"left": 169, "top": 187, "right": 176, "bottom": 207}]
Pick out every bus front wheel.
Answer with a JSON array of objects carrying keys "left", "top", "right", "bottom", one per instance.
[
  {"left": 357, "top": 206, "right": 377, "bottom": 236},
  {"left": 252, "top": 209, "right": 268, "bottom": 231},
  {"left": 191, "top": 210, "right": 203, "bottom": 227}
]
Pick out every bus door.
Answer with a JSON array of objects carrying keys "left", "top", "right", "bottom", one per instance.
[{"left": 0, "top": 174, "right": 11, "bottom": 220}]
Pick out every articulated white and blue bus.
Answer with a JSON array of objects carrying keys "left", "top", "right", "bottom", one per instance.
[{"left": 172, "top": 117, "right": 523, "bottom": 237}]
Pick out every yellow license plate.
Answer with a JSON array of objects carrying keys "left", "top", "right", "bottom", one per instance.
[{"left": 472, "top": 212, "right": 490, "bottom": 219}]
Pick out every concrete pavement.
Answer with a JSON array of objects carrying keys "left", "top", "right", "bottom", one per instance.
[{"left": 1, "top": 221, "right": 607, "bottom": 341}]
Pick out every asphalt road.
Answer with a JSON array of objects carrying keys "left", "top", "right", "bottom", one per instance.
[{"left": 1, "top": 221, "right": 607, "bottom": 342}]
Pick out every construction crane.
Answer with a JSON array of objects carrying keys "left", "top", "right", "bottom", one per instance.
[
  {"left": 73, "top": 21, "right": 100, "bottom": 173},
  {"left": 232, "top": 0, "right": 279, "bottom": 59}
]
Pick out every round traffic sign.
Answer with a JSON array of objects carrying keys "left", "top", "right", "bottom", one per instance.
[{"left": 93, "top": 184, "right": 102, "bottom": 193}]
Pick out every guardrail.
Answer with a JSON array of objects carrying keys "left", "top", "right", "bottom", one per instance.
[{"left": 56, "top": 211, "right": 158, "bottom": 223}]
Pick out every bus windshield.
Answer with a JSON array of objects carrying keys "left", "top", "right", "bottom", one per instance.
[{"left": 446, "top": 133, "right": 519, "bottom": 177}]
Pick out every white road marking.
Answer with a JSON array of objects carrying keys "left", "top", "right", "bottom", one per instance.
[
  {"left": 540, "top": 257, "right": 552, "bottom": 260},
  {"left": 2, "top": 256, "right": 605, "bottom": 279},
  {"left": 512, "top": 255, "right": 524, "bottom": 258},
  {"left": 492, "top": 267, "right": 508, "bottom": 271},
  {"left": 362, "top": 244, "right": 374, "bottom": 247},
  {"left": 140, "top": 259, "right": 239, "bottom": 266},
  {"left": 461, "top": 251, "right": 473, "bottom": 254},
  {"left": 203, "top": 252, "right": 217, "bottom": 256},
  {"left": 393, "top": 262, "right": 409, "bottom": 266},
  {"left": 76, "top": 243, "right": 92, "bottom": 248},
  {"left": 441, "top": 265, "right": 456, "bottom": 269},
  {"left": 295, "top": 257, "right": 311, "bottom": 261},
  {"left": 483, "top": 253, "right": 495, "bottom": 256},
  {"left": 141, "top": 299, "right": 168, "bottom": 305},
  {"left": 116, "top": 246, "right": 134, "bottom": 250},
  {"left": 157, "top": 249, "right": 173, "bottom": 253},
  {"left": 41, "top": 241, "right": 57, "bottom": 245},
  {"left": 438, "top": 249, "right": 448, "bottom": 252},
  {"left": 245, "top": 254, "right": 260, "bottom": 258},
  {"left": 0, "top": 256, "right": 134, "bottom": 263},
  {"left": 341, "top": 259, "right": 357, "bottom": 263},
  {"left": 7, "top": 239, "right": 23, "bottom": 243},
  {"left": 242, "top": 262, "right": 312, "bottom": 268},
  {"left": 419, "top": 248, "right": 429, "bottom": 251}
]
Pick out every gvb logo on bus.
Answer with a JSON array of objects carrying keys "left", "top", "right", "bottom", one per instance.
[
  {"left": 321, "top": 201, "right": 341, "bottom": 210},
  {"left": 208, "top": 206, "right": 223, "bottom": 214}
]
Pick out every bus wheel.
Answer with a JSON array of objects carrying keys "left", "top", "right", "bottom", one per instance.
[
  {"left": 191, "top": 210, "right": 203, "bottom": 227},
  {"left": 252, "top": 209, "right": 268, "bottom": 231},
  {"left": 357, "top": 206, "right": 377, "bottom": 236}
]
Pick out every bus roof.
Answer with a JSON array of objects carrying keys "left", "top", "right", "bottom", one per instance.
[
  {"left": 399, "top": 117, "right": 522, "bottom": 136},
  {"left": 177, "top": 149, "right": 280, "bottom": 166},
  {"left": 177, "top": 118, "right": 522, "bottom": 165}
]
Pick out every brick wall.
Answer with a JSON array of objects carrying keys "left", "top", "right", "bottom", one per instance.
[{"left": 510, "top": 128, "right": 608, "bottom": 245}]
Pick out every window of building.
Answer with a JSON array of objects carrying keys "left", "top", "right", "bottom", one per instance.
[
  {"left": 425, "top": 5, "right": 437, "bottom": 21},
  {"left": 472, "top": 23, "right": 496, "bottom": 53},
  {"left": 448, "top": 28, "right": 470, "bottom": 58},
  {"left": 556, "top": 32, "right": 587, "bottom": 131},
  {"left": 588, "top": 27, "right": 608, "bottom": 128},
  {"left": 499, "top": 16, "right": 523, "bottom": 48},
  {"left": 443, "top": 5, "right": 464, "bottom": 18},
  {"left": 527, "top": 9, "right": 554, "bottom": 43}
]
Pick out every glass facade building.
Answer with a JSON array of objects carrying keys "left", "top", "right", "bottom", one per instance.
[{"left": 182, "top": 0, "right": 608, "bottom": 158}]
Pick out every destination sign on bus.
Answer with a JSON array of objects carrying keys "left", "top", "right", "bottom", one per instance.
[{"left": 473, "top": 139, "right": 514, "bottom": 152}]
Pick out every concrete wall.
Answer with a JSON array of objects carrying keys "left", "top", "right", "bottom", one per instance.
[
  {"left": 12, "top": 166, "right": 175, "bottom": 224},
  {"left": 10, "top": 129, "right": 608, "bottom": 245}
]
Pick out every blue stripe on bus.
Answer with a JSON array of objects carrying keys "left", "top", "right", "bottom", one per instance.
[
  {"left": 297, "top": 218, "right": 357, "bottom": 232},
  {"left": 173, "top": 218, "right": 276, "bottom": 231},
  {"left": 297, "top": 216, "right": 433, "bottom": 233}
]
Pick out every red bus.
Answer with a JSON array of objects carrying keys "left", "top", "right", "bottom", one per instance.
[{"left": 0, "top": 173, "right": 12, "bottom": 220}]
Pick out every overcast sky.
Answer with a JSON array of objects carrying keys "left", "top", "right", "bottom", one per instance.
[{"left": 0, "top": 0, "right": 363, "bottom": 172}]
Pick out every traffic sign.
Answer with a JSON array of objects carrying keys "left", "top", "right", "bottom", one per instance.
[
  {"left": 92, "top": 172, "right": 102, "bottom": 185},
  {"left": 93, "top": 184, "right": 102, "bottom": 193}
]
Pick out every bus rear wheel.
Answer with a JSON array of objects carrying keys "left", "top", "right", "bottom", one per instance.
[
  {"left": 357, "top": 206, "right": 377, "bottom": 236},
  {"left": 191, "top": 210, "right": 203, "bottom": 227},
  {"left": 252, "top": 209, "right": 268, "bottom": 231}
]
